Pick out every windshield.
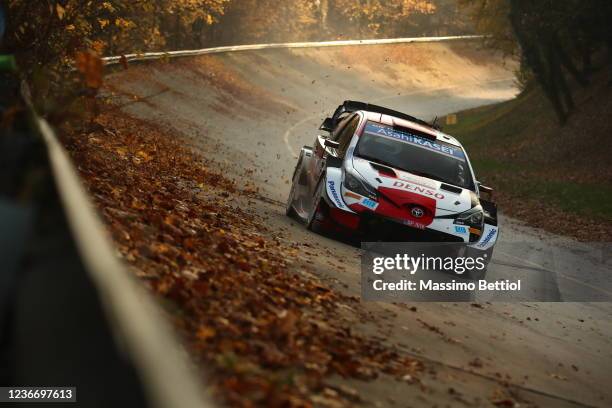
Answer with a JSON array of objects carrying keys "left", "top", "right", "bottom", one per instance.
[{"left": 355, "top": 121, "right": 474, "bottom": 189}]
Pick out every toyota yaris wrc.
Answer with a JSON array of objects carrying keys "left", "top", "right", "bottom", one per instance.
[{"left": 286, "top": 101, "right": 499, "bottom": 268}]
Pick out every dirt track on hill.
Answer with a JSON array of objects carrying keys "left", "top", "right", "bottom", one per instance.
[{"left": 104, "top": 40, "right": 612, "bottom": 407}]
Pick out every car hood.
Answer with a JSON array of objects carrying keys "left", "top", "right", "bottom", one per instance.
[{"left": 351, "top": 156, "right": 473, "bottom": 214}]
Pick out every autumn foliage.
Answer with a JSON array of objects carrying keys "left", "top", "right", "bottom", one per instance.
[{"left": 4, "top": 1, "right": 469, "bottom": 71}]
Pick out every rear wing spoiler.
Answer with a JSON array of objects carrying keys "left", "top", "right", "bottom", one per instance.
[{"left": 330, "top": 100, "right": 441, "bottom": 131}]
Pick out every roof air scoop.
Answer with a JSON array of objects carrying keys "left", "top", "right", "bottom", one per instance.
[
  {"left": 440, "top": 183, "right": 462, "bottom": 194},
  {"left": 369, "top": 161, "right": 397, "bottom": 178}
]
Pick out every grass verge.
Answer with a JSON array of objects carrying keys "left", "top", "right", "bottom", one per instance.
[{"left": 443, "top": 82, "right": 612, "bottom": 241}]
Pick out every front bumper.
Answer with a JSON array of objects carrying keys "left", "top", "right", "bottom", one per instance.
[
  {"left": 321, "top": 174, "right": 498, "bottom": 247},
  {"left": 327, "top": 209, "right": 464, "bottom": 242}
]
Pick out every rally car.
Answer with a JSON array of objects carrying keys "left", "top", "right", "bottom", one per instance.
[{"left": 286, "top": 101, "right": 499, "bottom": 267}]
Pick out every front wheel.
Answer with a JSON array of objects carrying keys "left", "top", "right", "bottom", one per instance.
[
  {"left": 285, "top": 178, "right": 298, "bottom": 217},
  {"left": 464, "top": 266, "right": 487, "bottom": 280},
  {"left": 306, "top": 180, "right": 326, "bottom": 233},
  {"left": 286, "top": 152, "right": 305, "bottom": 218},
  {"left": 461, "top": 247, "right": 492, "bottom": 280}
]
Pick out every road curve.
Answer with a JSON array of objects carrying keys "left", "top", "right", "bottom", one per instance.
[{"left": 106, "top": 40, "right": 612, "bottom": 407}]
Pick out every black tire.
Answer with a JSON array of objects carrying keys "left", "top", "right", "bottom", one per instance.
[{"left": 464, "top": 266, "right": 487, "bottom": 281}]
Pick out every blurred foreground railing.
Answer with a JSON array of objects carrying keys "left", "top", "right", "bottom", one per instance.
[{"left": 0, "top": 74, "right": 214, "bottom": 407}]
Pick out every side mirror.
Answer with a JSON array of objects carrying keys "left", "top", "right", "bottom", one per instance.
[
  {"left": 477, "top": 182, "right": 494, "bottom": 200},
  {"left": 324, "top": 139, "right": 340, "bottom": 149},
  {"left": 320, "top": 117, "right": 335, "bottom": 132},
  {"left": 478, "top": 183, "right": 493, "bottom": 194}
]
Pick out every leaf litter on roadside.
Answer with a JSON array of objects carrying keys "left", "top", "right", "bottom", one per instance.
[{"left": 63, "top": 108, "right": 425, "bottom": 407}]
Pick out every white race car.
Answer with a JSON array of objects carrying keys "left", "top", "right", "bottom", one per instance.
[{"left": 286, "top": 101, "right": 499, "bottom": 272}]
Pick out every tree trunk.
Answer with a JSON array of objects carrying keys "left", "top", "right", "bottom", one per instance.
[
  {"left": 509, "top": 0, "right": 567, "bottom": 123},
  {"left": 174, "top": 10, "right": 181, "bottom": 49},
  {"left": 548, "top": 42, "right": 574, "bottom": 115},
  {"left": 320, "top": 0, "right": 329, "bottom": 30},
  {"left": 552, "top": 34, "right": 588, "bottom": 87}
]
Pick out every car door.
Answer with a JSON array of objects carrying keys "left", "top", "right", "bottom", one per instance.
[
  {"left": 308, "top": 114, "right": 352, "bottom": 192},
  {"left": 307, "top": 114, "right": 361, "bottom": 212}
]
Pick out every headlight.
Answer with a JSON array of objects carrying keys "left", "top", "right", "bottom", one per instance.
[
  {"left": 455, "top": 205, "right": 484, "bottom": 229},
  {"left": 343, "top": 169, "right": 377, "bottom": 199}
]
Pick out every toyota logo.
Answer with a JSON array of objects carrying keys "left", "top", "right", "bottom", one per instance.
[{"left": 411, "top": 207, "right": 424, "bottom": 218}]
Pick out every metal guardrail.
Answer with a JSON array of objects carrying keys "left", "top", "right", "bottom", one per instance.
[
  {"left": 102, "top": 35, "right": 483, "bottom": 65},
  {"left": 16, "top": 82, "right": 214, "bottom": 408}
]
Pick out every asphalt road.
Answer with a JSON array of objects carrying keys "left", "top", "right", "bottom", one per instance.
[{"left": 107, "top": 40, "right": 612, "bottom": 407}]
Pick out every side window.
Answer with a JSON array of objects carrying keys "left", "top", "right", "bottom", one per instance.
[{"left": 337, "top": 115, "right": 360, "bottom": 157}]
